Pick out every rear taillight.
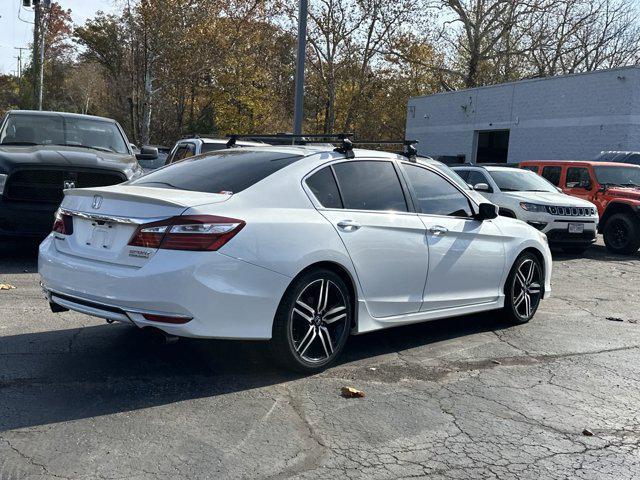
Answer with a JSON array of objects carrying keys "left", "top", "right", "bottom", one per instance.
[
  {"left": 128, "top": 215, "right": 245, "bottom": 251},
  {"left": 52, "top": 210, "right": 74, "bottom": 235}
]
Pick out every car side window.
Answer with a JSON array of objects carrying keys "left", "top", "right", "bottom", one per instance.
[
  {"left": 403, "top": 164, "right": 473, "bottom": 218},
  {"left": 566, "top": 167, "right": 592, "bottom": 189},
  {"left": 305, "top": 167, "right": 343, "bottom": 209},
  {"left": 467, "top": 170, "right": 491, "bottom": 190},
  {"left": 332, "top": 161, "right": 408, "bottom": 212},
  {"left": 454, "top": 169, "right": 470, "bottom": 181},
  {"left": 542, "top": 166, "right": 562, "bottom": 186}
]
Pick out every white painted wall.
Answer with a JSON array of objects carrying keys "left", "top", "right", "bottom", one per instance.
[{"left": 406, "top": 66, "right": 640, "bottom": 163}]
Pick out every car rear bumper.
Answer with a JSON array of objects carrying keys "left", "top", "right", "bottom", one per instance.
[
  {"left": 38, "top": 236, "right": 292, "bottom": 339},
  {"left": 0, "top": 197, "right": 57, "bottom": 237}
]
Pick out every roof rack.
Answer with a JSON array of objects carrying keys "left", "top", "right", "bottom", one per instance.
[
  {"left": 226, "top": 133, "right": 356, "bottom": 158},
  {"left": 350, "top": 139, "right": 419, "bottom": 162}
]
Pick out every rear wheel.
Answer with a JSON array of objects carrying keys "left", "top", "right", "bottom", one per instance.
[
  {"left": 271, "top": 269, "right": 352, "bottom": 373},
  {"left": 603, "top": 214, "right": 640, "bottom": 255},
  {"left": 501, "top": 253, "right": 543, "bottom": 324}
]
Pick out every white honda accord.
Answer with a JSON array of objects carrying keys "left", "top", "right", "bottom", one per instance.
[{"left": 39, "top": 145, "right": 552, "bottom": 372}]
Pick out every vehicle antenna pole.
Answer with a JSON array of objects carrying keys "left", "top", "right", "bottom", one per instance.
[{"left": 292, "top": 0, "right": 308, "bottom": 136}]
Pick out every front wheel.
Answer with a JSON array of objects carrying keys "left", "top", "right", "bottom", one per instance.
[
  {"left": 501, "top": 253, "right": 543, "bottom": 324},
  {"left": 271, "top": 269, "right": 352, "bottom": 373},
  {"left": 603, "top": 213, "right": 640, "bottom": 255}
]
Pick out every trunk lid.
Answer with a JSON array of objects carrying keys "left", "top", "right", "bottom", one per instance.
[{"left": 54, "top": 185, "right": 231, "bottom": 267}]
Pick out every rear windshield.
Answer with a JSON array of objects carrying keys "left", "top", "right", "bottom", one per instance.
[{"left": 131, "top": 150, "right": 303, "bottom": 194}]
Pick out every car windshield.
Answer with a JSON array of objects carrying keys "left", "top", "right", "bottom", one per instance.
[
  {"left": 594, "top": 166, "right": 640, "bottom": 187},
  {"left": 131, "top": 149, "right": 303, "bottom": 194},
  {"left": 0, "top": 113, "right": 129, "bottom": 154},
  {"left": 488, "top": 169, "right": 557, "bottom": 193}
]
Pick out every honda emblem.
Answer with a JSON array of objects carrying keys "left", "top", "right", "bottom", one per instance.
[{"left": 92, "top": 195, "right": 103, "bottom": 210}]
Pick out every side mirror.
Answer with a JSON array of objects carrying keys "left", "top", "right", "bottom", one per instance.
[
  {"left": 473, "top": 182, "right": 491, "bottom": 193},
  {"left": 136, "top": 146, "right": 158, "bottom": 161},
  {"left": 556, "top": 187, "right": 563, "bottom": 193},
  {"left": 477, "top": 202, "right": 498, "bottom": 221}
]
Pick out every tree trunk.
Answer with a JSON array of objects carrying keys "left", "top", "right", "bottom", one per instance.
[{"left": 140, "top": 50, "right": 154, "bottom": 146}]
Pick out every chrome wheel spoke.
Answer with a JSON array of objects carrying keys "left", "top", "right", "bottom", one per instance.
[
  {"left": 323, "top": 305, "right": 346, "bottom": 324},
  {"left": 529, "top": 282, "right": 541, "bottom": 294},
  {"left": 297, "top": 327, "right": 317, "bottom": 357},
  {"left": 295, "top": 299, "right": 315, "bottom": 317},
  {"left": 317, "top": 279, "right": 330, "bottom": 312},
  {"left": 320, "top": 326, "right": 334, "bottom": 354},
  {"left": 516, "top": 271, "right": 527, "bottom": 288},
  {"left": 525, "top": 261, "right": 535, "bottom": 283},
  {"left": 293, "top": 308, "right": 314, "bottom": 323},
  {"left": 524, "top": 293, "right": 531, "bottom": 317},
  {"left": 317, "top": 327, "right": 331, "bottom": 358},
  {"left": 513, "top": 290, "right": 525, "bottom": 308}
]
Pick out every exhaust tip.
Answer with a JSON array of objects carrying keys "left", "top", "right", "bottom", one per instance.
[{"left": 143, "top": 327, "right": 180, "bottom": 346}]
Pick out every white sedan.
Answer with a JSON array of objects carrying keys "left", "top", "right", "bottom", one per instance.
[{"left": 39, "top": 146, "right": 552, "bottom": 372}]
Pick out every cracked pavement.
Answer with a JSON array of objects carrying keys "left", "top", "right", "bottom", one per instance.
[{"left": 1, "top": 238, "right": 640, "bottom": 479}]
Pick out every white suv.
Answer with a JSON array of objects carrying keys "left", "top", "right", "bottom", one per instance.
[{"left": 453, "top": 165, "right": 599, "bottom": 254}]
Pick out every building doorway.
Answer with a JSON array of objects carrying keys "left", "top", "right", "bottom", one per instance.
[{"left": 476, "top": 130, "right": 510, "bottom": 164}]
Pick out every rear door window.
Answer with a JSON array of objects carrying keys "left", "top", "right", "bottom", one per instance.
[
  {"left": 133, "top": 150, "right": 303, "bottom": 194},
  {"left": 566, "top": 167, "right": 592, "bottom": 188},
  {"left": 542, "top": 166, "right": 562, "bottom": 186},
  {"left": 305, "top": 167, "right": 343, "bottom": 209},
  {"left": 332, "top": 161, "right": 408, "bottom": 212}
]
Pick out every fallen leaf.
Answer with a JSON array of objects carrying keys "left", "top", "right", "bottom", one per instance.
[
  {"left": 0, "top": 284, "right": 15, "bottom": 291},
  {"left": 582, "top": 429, "right": 594, "bottom": 436},
  {"left": 491, "top": 360, "right": 502, "bottom": 365},
  {"left": 341, "top": 386, "right": 365, "bottom": 399},
  {"left": 606, "top": 317, "right": 624, "bottom": 322}
]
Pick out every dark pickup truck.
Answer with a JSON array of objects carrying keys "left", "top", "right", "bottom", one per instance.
[{"left": 0, "top": 110, "right": 150, "bottom": 238}]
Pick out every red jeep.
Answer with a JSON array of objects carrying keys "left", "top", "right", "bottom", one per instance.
[{"left": 520, "top": 160, "right": 640, "bottom": 255}]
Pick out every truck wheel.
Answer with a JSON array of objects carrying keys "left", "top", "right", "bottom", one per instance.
[{"left": 603, "top": 213, "right": 640, "bottom": 254}]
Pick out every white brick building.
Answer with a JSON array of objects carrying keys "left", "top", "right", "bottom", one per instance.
[{"left": 405, "top": 66, "right": 640, "bottom": 164}]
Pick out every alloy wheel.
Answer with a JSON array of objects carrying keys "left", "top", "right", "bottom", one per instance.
[
  {"left": 289, "top": 278, "right": 349, "bottom": 364},
  {"left": 512, "top": 258, "right": 541, "bottom": 319}
]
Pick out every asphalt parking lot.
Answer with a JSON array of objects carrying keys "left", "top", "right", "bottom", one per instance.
[{"left": 1, "top": 238, "right": 640, "bottom": 480}]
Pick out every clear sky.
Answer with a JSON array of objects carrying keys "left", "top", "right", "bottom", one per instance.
[{"left": 0, "top": 0, "right": 120, "bottom": 75}]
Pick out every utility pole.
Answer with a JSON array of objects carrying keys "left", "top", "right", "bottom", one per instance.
[
  {"left": 14, "top": 47, "right": 29, "bottom": 79},
  {"left": 31, "top": 0, "right": 50, "bottom": 110},
  {"left": 292, "top": 0, "right": 308, "bottom": 135}
]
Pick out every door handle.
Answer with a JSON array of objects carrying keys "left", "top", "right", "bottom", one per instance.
[
  {"left": 428, "top": 225, "right": 448, "bottom": 236},
  {"left": 337, "top": 220, "right": 361, "bottom": 232}
]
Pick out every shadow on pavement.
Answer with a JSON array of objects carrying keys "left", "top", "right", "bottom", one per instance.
[
  {"left": 0, "top": 238, "right": 42, "bottom": 274},
  {"left": 0, "top": 312, "right": 509, "bottom": 432}
]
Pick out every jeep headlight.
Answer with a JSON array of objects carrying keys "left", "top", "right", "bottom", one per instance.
[
  {"left": 0, "top": 174, "right": 6, "bottom": 195},
  {"left": 519, "top": 202, "right": 546, "bottom": 212}
]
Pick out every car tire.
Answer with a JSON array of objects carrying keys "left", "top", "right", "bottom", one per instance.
[
  {"left": 271, "top": 268, "right": 352, "bottom": 373},
  {"left": 603, "top": 214, "right": 640, "bottom": 255},
  {"left": 501, "top": 252, "right": 543, "bottom": 324},
  {"left": 561, "top": 246, "right": 588, "bottom": 255}
]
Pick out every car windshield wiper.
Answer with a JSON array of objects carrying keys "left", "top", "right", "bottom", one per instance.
[
  {"left": 0, "top": 141, "right": 39, "bottom": 146},
  {"left": 52, "top": 143, "right": 116, "bottom": 153}
]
